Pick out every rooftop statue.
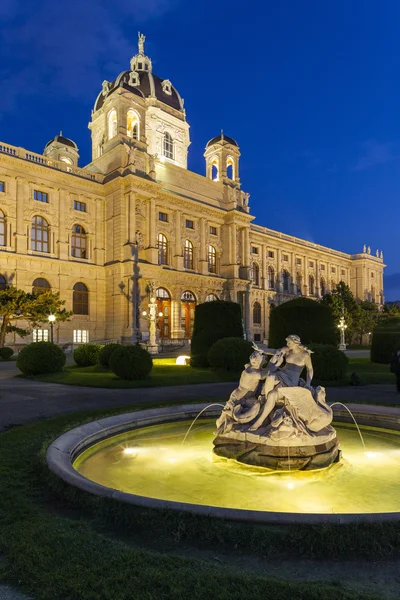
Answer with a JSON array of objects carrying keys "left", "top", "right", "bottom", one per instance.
[
  {"left": 213, "top": 335, "right": 340, "bottom": 470},
  {"left": 138, "top": 32, "right": 146, "bottom": 55}
]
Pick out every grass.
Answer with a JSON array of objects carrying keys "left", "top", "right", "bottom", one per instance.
[
  {"left": 0, "top": 401, "right": 395, "bottom": 600},
  {"left": 26, "top": 356, "right": 396, "bottom": 389}
]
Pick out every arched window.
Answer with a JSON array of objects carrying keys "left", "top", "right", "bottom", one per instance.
[
  {"left": 0, "top": 209, "right": 5, "bottom": 246},
  {"left": 210, "top": 157, "right": 219, "bottom": 181},
  {"left": 205, "top": 294, "right": 218, "bottom": 302},
  {"left": 331, "top": 280, "right": 336, "bottom": 292},
  {"left": 296, "top": 273, "right": 302, "bottom": 294},
  {"left": 156, "top": 287, "right": 170, "bottom": 299},
  {"left": 127, "top": 109, "right": 140, "bottom": 140},
  {"left": 163, "top": 132, "right": 174, "bottom": 160},
  {"left": 0, "top": 275, "right": 7, "bottom": 290},
  {"left": 267, "top": 266, "right": 275, "bottom": 290},
  {"left": 108, "top": 109, "right": 117, "bottom": 140},
  {"left": 282, "top": 269, "right": 290, "bottom": 292},
  {"left": 208, "top": 245, "right": 217, "bottom": 273},
  {"left": 371, "top": 285, "right": 376, "bottom": 302},
  {"left": 73, "top": 282, "right": 89, "bottom": 315},
  {"left": 157, "top": 233, "right": 168, "bottom": 265},
  {"left": 251, "top": 263, "right": 260, "bottom": 286},
  {"left": 32, "top": 278, "right": 51, "bottom": 295},
  {"left": 309, "top": 275, "right": 315, "bottom": 296},
  {"left": 320, "top": 278, "right": 326, "bottom": 297},
  {"left": 71, "top": 225, "right": 87, "bottom": 259},
  {"left": 226, "top": 156, "right": 235, "bottom": 180},
  {"left": 183, "top": 239, "right": 193, "bottom": 270},
  {"left": 253, "top": 301, "right": 261, "bottom": 325},
  {"left": 181, "top": 291, "right": 196, "bottom": 302},
  {"left": 31, "top": 216, "right": 49, "bottom": 253}
]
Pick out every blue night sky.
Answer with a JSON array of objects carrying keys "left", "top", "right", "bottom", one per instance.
[{"left": 1, "top": 0, "right": 400, "bottom": 298}]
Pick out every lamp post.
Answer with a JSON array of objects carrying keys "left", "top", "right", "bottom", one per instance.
[
  {"left": 142, "top": 296, "right": 163, "bottom": 355},
  {"left": 338, "top": 315, "right": 347, "bottom": 351},
  {"left": 48, "top": 314, "right": 56, "bottom": 343}
]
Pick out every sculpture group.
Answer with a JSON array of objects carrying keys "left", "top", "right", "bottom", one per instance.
[{"left": 213, "top": 335, "right": 340, "bottom": 470}]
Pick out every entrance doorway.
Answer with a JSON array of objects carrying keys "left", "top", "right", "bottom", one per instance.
[
  {"left": 156, "top": 288, "right": 171, "bottom": 338},
  {"left": 181, "top": 290, "right": 196, "bottom": 338}
]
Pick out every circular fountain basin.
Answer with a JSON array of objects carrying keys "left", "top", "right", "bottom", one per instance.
[{"left": 46, "top": 403, "right": 400, "bottom": 524}]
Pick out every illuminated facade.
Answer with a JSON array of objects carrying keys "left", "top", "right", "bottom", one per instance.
[{"left": 0, "top": 34, "right": 385, "bottom": 347}]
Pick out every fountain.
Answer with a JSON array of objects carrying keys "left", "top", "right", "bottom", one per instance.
[{"left": 46, "top": 335, "right": 400, "bottom": 524}]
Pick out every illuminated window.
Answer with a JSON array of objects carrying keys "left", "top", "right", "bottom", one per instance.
[
  {"left": 108, "top": 109, "right": 117, "bottom": 139},
  {"left": 73, "top": 282, "right": 89, "bottom": 315},
  {"left": 156, "top": 287, "right": 170, "bottom": 299},
  {"left": 157, "top": 233, "right": 168, "bottom": 265},
  {"left": 33, "top": 329, "right": 49, "bottom": 342},
  {"left": 31, "top": 216, "right": 49, "bottom": 253},
  {"left": 208, "top": 245, "right": 216, "bottom": 273},
  {"left": 71, "top": 225, "right": 87, "bottom": 259},
  {"left": 163, "top": 132, "right": 174, "bottom": 159},
  {"left": 183, "top": 239, "right": 193, "bottom": 269},
  {"left": 127, "top": 109, "right": 140, "bottom": 139},
  {"left": 60, "top": 157, "right": 73, "bottom": 165},
  {"left": 73, "top": 329, "right": 89, "bottom": 343},
  {"left": 0, "top": 209, "right": 5, "bottom": 246},
  {"left": 34, "top": 190, "right": 48, "bottom": 203},
  {"left": 253, "top": 302, "right": 261, "bottom": 325},
  {"left": 32, "top": 278, "right": 51, "bottom": 294}
]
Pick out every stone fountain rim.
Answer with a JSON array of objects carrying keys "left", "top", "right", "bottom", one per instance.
[{"left": 46, "top": 402, "right": 400, "bottom": 525}]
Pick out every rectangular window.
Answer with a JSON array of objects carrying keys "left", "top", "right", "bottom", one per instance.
[
  {"left": 34, "top": 190, "right": 48, "bottom": 203},
  {"left": 283, "top": 254, "right": 289, "bottom": 261},
  {"left": 341, "top": 269, "right": 346, "bottom": 276},
  {"left": 185, "top": 219, "right": 194, "bottom": 229},
  {"left": 296, "top": 258, "right": 301, "bottom": 265},
  {"left": 251, "top": 247, "right": 259, "bottom": 254},
  {"left": 309, "top": 261, "right": 314, "bottom": 267},
  {"left": 158, "top": 212, "right": 168, "bottom": 222},
  {"left": 74, "top": 200, "right": 86, "bottom": 212},
  {"left": 320, "top": 264, "right": 325, "bottom": 270},
  {"left": 209, "top": 226, "right": 217, "bottom": 235},
  {"left": 33, "top": 329, "right": 49, "bottom": 342},
  {"left": 73, "top": 330, "right": 89, "bottom": 344},
  {"left": 268, "top": 251, "right": 274, "bottom": 258},
  {"left": 0, "top": 181, "right": 4, "bottom": 193},
  {"left": 253, "top": 333, "right": 261, "bottom": 342},
  {"left": 331, "top": 267, "right": 336, "bottom": 273}
]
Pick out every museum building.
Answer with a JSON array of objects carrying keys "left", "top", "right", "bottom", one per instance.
[{"left": 0, "top": 35, "right": 385, "bottom": 348}]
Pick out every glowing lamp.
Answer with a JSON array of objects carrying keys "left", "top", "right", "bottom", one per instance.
[{"left": 176, "top": 355, "right": 190, "bottom": 365}]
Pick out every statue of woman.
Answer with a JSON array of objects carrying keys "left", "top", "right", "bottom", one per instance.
[{"left": 249, "top": 334, "right": 314, "bottom": 431}]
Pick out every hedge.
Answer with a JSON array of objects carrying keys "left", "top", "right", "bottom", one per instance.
[
  {"left": 109, "top": 345, "right": 153, "bottom": 380},
  {"left": 98, "top": 343, "right": 122, "bottom": 368},
  {"left": 371, "top": 318, "right": 400, "bottom": 364},
  {"left": 208, "top": 337, "right": 254, "bottom": 372},
  {"left": 73, "top": 344, "right": 103, "bottom": 367},
  {"left": 191, "top": 301, "right": 244, "bottom": 368},
  {"left": 269, "top": 297, "right": 336, "bottom": 348},
  {"left": 17, "top": 341, "right": 66, "bottom": 375},
  {"left": 0, "top": 347, "right": 14, "bottom": 360},
  {"left": 308, "top": 343, "right": 348, "bottom": 381}
]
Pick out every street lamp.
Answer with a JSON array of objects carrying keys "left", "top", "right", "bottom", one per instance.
[
  {"left": 48, "top": 314, "right": 56, "bottom": 343},
  {"left": 337, "top": 315, "right": 347, "bottom": 351}
]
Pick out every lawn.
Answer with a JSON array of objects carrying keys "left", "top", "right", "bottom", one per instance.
[
  {"left": 0, "top": 402, "right": 395, "bottom": 600},
  {"left": 27, "top": 357, "right": 395, "bottom": 388}
]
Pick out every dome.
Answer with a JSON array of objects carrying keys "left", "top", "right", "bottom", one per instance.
[
  {"left": 94, "top": 70, "right": 183, "bottom": 113},
  {"left": 206, "top": 133, "right": 238, "bottom": 148},
  {"left": 45, "top": 133, "right": 78, "bottom": 150}
]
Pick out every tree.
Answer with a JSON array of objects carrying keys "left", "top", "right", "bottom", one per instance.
[
  {"left": 321, "top": 282, "right": 361, "bottom": 342},
  {"left": 0, "top": 286, "right": 71, "bottom": 348},
  {"left": 354, "top": 300, "right": 379, "bottom": 344}
]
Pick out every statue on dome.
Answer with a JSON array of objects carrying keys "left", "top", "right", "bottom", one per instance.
[{"left": 138, "top": 32, "right": 146, "bottom": 55}]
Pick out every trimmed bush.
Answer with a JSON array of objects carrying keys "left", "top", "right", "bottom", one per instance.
[
  {"left": 269, "top": 297, "right": 337, "bottom": 348},
  {"left": 0, "top": 347, "right": 14, "bottom": 360},
  {"left": 191, "top": 301, "right": 244, "bottom": 368},
  {"left": 17, "top": 341, "right": 66, "bottom": 375},
  {"left": 109, "top": 345, "right": 153, "bottom": 380},
  {"left": 371, "top": 318, "right": 400, "bottom": 364},
  {"left": 99, "top": 343, "right": 122, "bottom": 368},
  {"left": 308, "top": 343, "right": 349, "bottom": 381},
  {"left": 73, "top": 344, "right": 103, "bottom": 367},
  {"left": 208, "top": 337, "right": 254, "bottom": 372}
]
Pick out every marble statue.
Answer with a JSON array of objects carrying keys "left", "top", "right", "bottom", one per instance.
[
  {"left": 213, "top": 335, "right": 340, "bottom": 470},
  {"left": 138, "top": 32, "right": 146, "bottom": 55}
]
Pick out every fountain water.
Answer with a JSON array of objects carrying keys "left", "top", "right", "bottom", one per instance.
[
  {"left": 182, "top": 403, "right": 225, "bottom": 445},
  {"left": 330, "top": 402, "right": 366, "bottom": 451}
]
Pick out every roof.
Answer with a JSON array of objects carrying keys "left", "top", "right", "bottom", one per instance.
[
  {"left": 206, "top": 133, "right": 238, "bottom": 148},
  {"left": 94, "top": 70, "right": 184, "bottom": 113},
  {"left": 45, "top": 134, "right": 78, "bottom": 149}
]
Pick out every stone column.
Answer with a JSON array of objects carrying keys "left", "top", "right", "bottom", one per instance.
[
  {"left": 231, "top": 224, "right": 237, "bottom": 265},
  {"left": 291, "top": 251, "right": 296, "bottom": 294},
  {"left": 199, "top": 217, "right": 207, "bottom": 274},
  {"left": 174, "top": 210, "right": 183, "bottom": 270},
  {"left": 303, "top": 255, "right": 309, "bottom": 296},
  {"left": 15, "top": 177, "right": 27, "bottom": 253},
  {"left": 94, "top": 199, "right": 105, "bottom": 265},
  {"left": 146, "top": 197, "right": 158, "bottom": 263},
  {"left": 243, "top": 227, "right": 250, "bottom": 267},
  {"left": 315, "top": 258, "right": 320, "bottom": 297},
  {"left": 171, "top": 298, "right": 184, "bottom": 338},
  {"left": 57, "top": 188, "right": 69, "bottom": 260},
  {"left": 261, "top": 244, "right": 267, "bottom": 289},
  {"left": 276, "top": 248, "right": 282, "bottom": 292},
  {"left": 244, "top": 283, "right": 252, "bottom": 340}
]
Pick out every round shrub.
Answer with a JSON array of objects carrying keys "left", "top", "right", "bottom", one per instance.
[
  {"left": 269, "top": 297, "right": 337, "bottom": 348},
  {"left": 17, "top": 341, "right": 66, "bottom": 375},
  {"left": 0, "top": 347, "right": 14, "bottom": 360},
  {"left": 308, "top": 343, "right": 348, "bottom": 381},
  {"left": 73, "top": 344, "right": 103, "bottom": 367},
  {"left": 109, "top": 345, "right": 153, "bottom": 380},
  {"left": 208, "top": 337, "right": 254, "bottom": 372},
  {"left": 371, "top": 318, "right": 400, "bottom": 364},
  {"left": 98, "top": 343, "right": 122, "bottom": 368},
  {"left": 191, "top": 301, "right": 244, "bottom": 368}
]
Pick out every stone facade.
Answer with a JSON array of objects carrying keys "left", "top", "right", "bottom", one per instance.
[{"left": 0, "top": 35, "right": 385, "bottom": 348}]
